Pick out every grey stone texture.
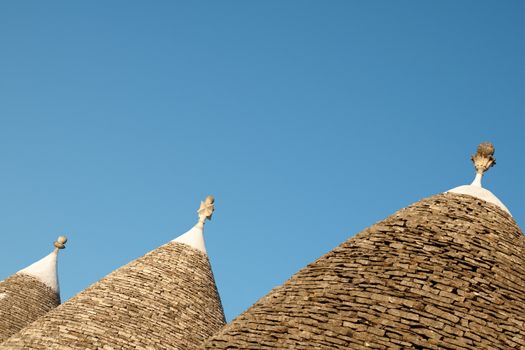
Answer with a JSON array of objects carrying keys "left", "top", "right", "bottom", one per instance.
[
  {"left": 0, "top": 274, "right": 60, "bottom": 344},
  {"left": 201, "top": 193, "right": 525, "bottom": 349},
  {"left": 0, "top": 242, "right": 225, "bottom": 350}
]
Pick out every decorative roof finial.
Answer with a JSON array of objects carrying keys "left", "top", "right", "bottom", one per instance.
[
  {"left": 196, "top": 195, "right": 215, "bottom": 228},
  {"left": 470, "top": 143, "right": 495, "bottom": 187},
  {"left": 471, "top": 142, "right": 496, "bottom": 174},
  {"left": 447, "top": 142, "right": 510, "bottom": 215},
  {"left": 53, "top": 236, "right": 68, "bottom": 252}
]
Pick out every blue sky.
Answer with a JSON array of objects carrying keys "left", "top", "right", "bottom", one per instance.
[{"left": 0, "top": 1, "right": 523, "bottom": 321}]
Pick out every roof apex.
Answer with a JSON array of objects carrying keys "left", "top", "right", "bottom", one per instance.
[
  {"left": 16, "top": 236, "right": 67, "bottom": 293},
  {"left": 172, "top": 225, "right": 207, "bottom": 254},
  {"left": 447, "top": 142, "right": 510, "bottom": 215},
  {"left": 171, "top": 195, "right": 215, "bottom": 254}
]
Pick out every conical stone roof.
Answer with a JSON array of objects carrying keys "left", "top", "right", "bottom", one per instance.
[
  {"left": 200, "top": 145, "right": 524, "bottom": 350},
  {"left": 0, "top": 197, "right": 225, "bottom": 350},
  {"left": 0, "top": 236, "right": 67, "bottom": 344}
]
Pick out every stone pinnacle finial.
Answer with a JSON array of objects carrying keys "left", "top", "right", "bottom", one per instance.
[
  {"left": 469, "top": 142, "right": 496, "bottom": 188},
  {"left": 196, "top": 195, "right": 215, "bottom": 228},
  {"left": 53, "top": 236, "right": 68, "bottom": 251},
  {"left": 471, "top": 142, "right": 496, "bottom": 175},
  {"left": 447, "top": 142, "right": 510, "bottom": 214}
]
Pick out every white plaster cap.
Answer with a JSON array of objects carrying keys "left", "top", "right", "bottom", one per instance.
[
  {"left": 16, "top": 250, "right": 60, "bottom": 293},
  {"left": 170, "top": 195, "right": 215, "bottom": 254},
  {"left": 447, "top": 173, "right": 511, "bottom": 216},
  {"left": 171, "top": 225, "right": 207, "bottom": 254}
]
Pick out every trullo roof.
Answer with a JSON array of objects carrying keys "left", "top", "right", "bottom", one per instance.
[
  {"left": 200, "top": 144, "right": 525, "bottom": 349},
  {"left": 0, "top": 236, "right": 67, "bottom": 344},
  {"left": 0, "top": 196, "right": 225, "bottom": 350}
]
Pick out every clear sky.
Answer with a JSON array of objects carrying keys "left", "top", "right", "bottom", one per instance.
[{"left": 0, "top": 1, "right": 523, "bottom": 321}]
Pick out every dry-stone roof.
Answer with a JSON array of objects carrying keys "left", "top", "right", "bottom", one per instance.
[
  {"left": 0, "top": 238, "right": 65, "bottom": 344},
  {"left": 0, "top": 241, "right": 225, "bottom": 350},
  {"left": 201, "top": 193, "right": 525, "bottom": 349},
  {"left": 0, "top": 274, "right": 60, "bottom": 344}
]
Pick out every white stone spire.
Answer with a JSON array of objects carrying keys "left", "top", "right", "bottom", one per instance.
[
  {"left": 172, "top": 196, "right": 215, "bottom": 254},
  {"left": 16, "top": 236, "right": 67, "bottom": 293},
  {"left": 447, "top": 143, "right": 511, "bottom": 215}
]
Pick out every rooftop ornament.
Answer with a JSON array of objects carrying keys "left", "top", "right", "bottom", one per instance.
[
  {"left": 470, "top": 142, "right": 495, "bottom": 187},
  {"left": 53, "top": 236, "right": 68, "bottom": 251},
  {"left": 447, "top": 142, "right": 511, "bottom": 215},
  {"left": 196, "top": 195, "right": 215, "bottom": 229}
]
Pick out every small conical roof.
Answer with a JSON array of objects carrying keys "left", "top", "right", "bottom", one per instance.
[
  {"left": 200, "top": 144, "right": 525, "bottom": 349},
  {"left": 0, "top": 196, "right": 225, "bottom": 350},
  {"left": 0, "top": 236, "right": 67, "bottom": 344}
]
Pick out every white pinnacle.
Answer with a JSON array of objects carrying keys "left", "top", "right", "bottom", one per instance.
[
  {"left": 16, "top": 236, "right": 67, "bottom": 293},
  {"left": 172, "top": 196, "right": 215, "bottom": 254},
  {"left": 172, "top": 226, "right": 207, "bottom": 254},
  {"left": 447, "top": 143, "right": 511, "bottom": 215}
]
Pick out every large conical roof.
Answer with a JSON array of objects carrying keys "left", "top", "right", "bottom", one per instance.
[
  {"left": 0, "top": 196, "right": 225, "bottom": 350},
  {"left": 202, "top": 194, "right": 524, "bottom": 349},
  {"left": 0, "top": 236, "right": 67, "bottom": 344},
  {"left": 200, "top": 145, "right": 525, "bottom": 349}
]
